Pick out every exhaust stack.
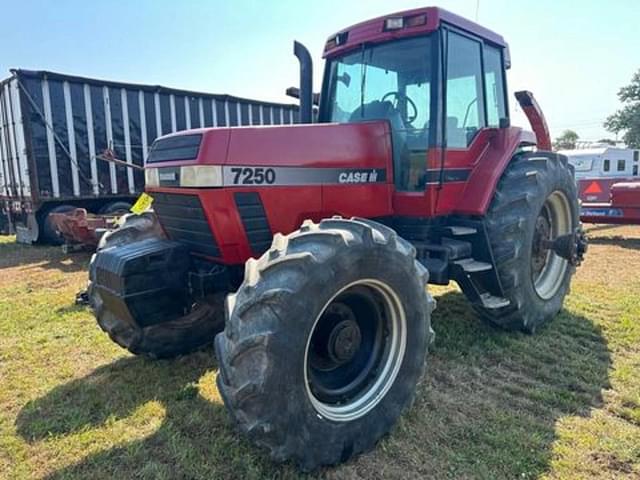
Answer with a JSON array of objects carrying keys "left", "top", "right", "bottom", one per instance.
[
  {"left": 293, "top": 41, "right": 313, "bottom": 123},
  {"left": 515, "top": 90, "right": 552, "bottom": 151}
]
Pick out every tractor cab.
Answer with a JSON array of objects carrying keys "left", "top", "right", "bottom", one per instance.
[{"left": 315, "top": 7, "right": 511, "bottom": 214}]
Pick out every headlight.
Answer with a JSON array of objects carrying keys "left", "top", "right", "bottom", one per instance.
[
  {"left": 180, "top": 165, "right": 223, "bottom": 187},
  {"left": 145, "top": 167, "right": 159, "bottom": 187}
]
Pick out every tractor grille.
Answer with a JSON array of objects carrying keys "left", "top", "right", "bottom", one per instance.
[
  {"left": 152, "top": 192, "right": 220, "bottom": 258},
  {"left": 234, "top": 192, "right": 273, "bottom": 256}
]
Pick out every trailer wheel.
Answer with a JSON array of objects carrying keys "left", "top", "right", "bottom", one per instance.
[
  {"left": 215, "top": 218, "right": 435, "bottom": 470},
  {"left": 39, "top": 204, "right": 76, "bottom": 245},
  {"left": 88, "top": 212, "right": 225, "bottom": 358},
  {"left": 475, "top": 151, "right": 580, "bottom": 332},
  {"left": 98, "top": 201, "right": 132, "bottom": 216}
]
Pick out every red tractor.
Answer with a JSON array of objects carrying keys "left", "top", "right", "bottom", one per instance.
[{"left": 88, "top": 7, "right": 587, "bottom": 470}]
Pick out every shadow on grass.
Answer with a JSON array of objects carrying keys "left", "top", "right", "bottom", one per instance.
[
  {"left": 586, "top": 235, "right": 640, "bottom": 251},
  {"left": 55, "top": 303, "right": 87, "bottom": 316},
  {"left": 584, "top": 224, "right": 625, "bottom": 235},
  {"left": 15, "top": 349, "right": 285, "bottom": 479},
  {"left": 14, "top": 292, "right": 611, "bottom": 479},
  {"left": 0, "top": 239, "right": 89, "bottom": 273},
  {"left": 397, "top": 290, "right": 612, "bottom": 479}
]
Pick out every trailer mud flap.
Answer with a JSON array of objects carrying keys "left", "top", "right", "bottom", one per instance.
[{"left": 93, "top": 238, "right": 190, "bottom": 328}]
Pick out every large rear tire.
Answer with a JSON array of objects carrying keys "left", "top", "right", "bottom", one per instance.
[
  {"left": 215, "top": 217, "right": 435, "bottom": 470},
  {"left": 88, "top": 212, "right": 225, "bottom": 358},
  {"left": 475, "top": 151, "right": 579, "bottom": 332}
]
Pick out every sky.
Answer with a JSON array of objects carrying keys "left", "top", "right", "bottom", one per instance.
[{"left": 1, "top": 0, "right": 638, "bottom": 142}]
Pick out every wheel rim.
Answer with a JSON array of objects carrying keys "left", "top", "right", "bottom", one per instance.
[
  {"left": 531, "top": 191, "right": 572, "bottom": 299},
  {"left": 304, "top": 279, "right": 407, "bottom": 422}
]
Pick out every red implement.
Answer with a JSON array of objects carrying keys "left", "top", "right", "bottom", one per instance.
[
  {"left": 49, "top": 208, "right": 118, "bottom": 251},
  {"left": 580, "top": 181, "right": 640, "bottom": 225}
]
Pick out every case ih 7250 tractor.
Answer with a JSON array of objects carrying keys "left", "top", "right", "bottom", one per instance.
[{"left": 88, "top": 7, "right": 587, "bottom": 470}]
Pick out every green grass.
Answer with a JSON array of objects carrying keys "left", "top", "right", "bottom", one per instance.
[{"left": 1, "top": 225, "right": 639, "bottom": 479}]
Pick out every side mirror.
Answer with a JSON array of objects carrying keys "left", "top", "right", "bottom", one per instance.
[{"left": 337, "top": 72, "right": 351, "bottom": 88}]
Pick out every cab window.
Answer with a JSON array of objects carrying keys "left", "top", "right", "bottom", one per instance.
[
  {"left": 483, "top": 45, "right": 507, "bottom": 127},
  {"left": 445, "top": 31, "right": 486, "bottom": 148},
  {"left": 325, "top": 36, "right": 433, "bottom": 191}
]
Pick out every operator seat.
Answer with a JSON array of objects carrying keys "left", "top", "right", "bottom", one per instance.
[{"left": 446, "top": 116, "right": 467, "bottom": 147}]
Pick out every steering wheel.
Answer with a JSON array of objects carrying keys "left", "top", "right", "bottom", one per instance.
[{"left": 381, "top": 91, "right": 418, "bottom": 124}]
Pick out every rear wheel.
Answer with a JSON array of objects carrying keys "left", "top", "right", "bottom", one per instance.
[
  {"left": 39, "top": 204, "right": 75, "bottom": 245},
  {"left": 98, "top": 201, "right": 132, "bottom": 216},
  {"left": 88, "top": 212, "right": 225, "bottom": 358},
  {"left": 215, "top": 217, "right": 435, "bottom": 470},
  {"left": 475, "top": 151, "right": 579, "bottom": 332}
]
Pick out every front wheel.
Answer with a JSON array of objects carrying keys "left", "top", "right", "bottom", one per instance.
[
  {"left": 215, "top": 217, "right": 435, "bottom": 470},
  {"left": 475, "top": 151, "right": 580, "bottom": 332}
]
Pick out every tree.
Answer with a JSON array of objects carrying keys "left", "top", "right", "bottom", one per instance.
[
  {"left": 553, "top": 129, "right": 579, "bottom": 150},
  {"left": 605, "top": 69, "right": 640, "bottom": 148}
]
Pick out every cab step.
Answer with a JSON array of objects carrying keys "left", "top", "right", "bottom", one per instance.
[
  {"left": 479, "top": 293, "right": 510, "bottom": 309},
  {"left": 454, "top": 258, "right": 493, "bottom": 273},
  {"left": 447, "top": 226, "right": 477, "bottom": 236}
]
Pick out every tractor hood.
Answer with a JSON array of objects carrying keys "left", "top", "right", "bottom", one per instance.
[{"left": 144, "top": 122, "right": 393, "bottom": 189}]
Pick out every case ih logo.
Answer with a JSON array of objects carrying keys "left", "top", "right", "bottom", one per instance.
[{"left": 338, "top": 170, "right": 379, "bottom": 183}]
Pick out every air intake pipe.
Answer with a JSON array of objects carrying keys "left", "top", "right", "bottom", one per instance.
[{"left": 293, "top": 41, "right": 313, "bottom": 123}]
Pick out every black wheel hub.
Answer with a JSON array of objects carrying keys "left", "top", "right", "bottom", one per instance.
[
  {"left": 328, "top": 319, "right": 362, "bottom": 363},
  {"left": 532, "top": 210, "right": 552, "bottom": 278},
  {"left": 307, "top": 287, "right": 387, "bottom": 405}
]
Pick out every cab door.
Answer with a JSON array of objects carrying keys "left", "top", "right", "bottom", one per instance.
[{"left": 434, "top": 29, "right": 509, "bottom": 216}]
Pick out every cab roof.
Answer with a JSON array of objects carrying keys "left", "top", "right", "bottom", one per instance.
[{"left": 324, "top": 6, "right": 509, "bottom": 64}]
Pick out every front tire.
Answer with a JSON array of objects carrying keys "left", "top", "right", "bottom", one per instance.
[
  {"left": 215, "top": 217, "right": 435, "bottom": 470},
  {"left": 475, "top": 151, "right": 580, "bottom": 332}
]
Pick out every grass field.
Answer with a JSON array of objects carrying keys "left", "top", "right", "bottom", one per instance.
[{"left": 1, "top": 225, "right": 639, "bottom": 479}]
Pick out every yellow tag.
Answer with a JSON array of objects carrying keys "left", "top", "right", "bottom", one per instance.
[{"left": 131, "top": 192, "right": 154, "bottom": 214}]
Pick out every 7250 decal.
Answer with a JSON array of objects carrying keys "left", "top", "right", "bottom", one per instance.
[
  {"left": 223, "top": 166, "right": 387, "bottom": 186},
  {"left": 230, "top": 167, "right": 276, "bottom": 185}
]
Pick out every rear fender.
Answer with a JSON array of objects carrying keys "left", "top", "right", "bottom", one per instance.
[{"left": 454, "top": 127, "right": 533, "bottom": 216}]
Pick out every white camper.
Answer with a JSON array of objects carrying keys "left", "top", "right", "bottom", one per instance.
[{"left": 559, "top": 147, "right": 640, "bottom": 203}]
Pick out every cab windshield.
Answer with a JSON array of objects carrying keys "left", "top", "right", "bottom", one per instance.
[{"left": 322, "top": 35, "right": 434, "bottom": 191}]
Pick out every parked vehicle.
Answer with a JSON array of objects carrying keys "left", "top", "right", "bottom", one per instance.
[
  {"left": 0, "top": 69, "right": 299, "bottom": 243},
  {"left": 559, "top": 146, "right": 640, "bottom": 203},
  {"left": 88, "top": 6, "right": 587, "bottom": 470},
  {"left": 559, "top": 147, "right": 640, "bottom": 224}
]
